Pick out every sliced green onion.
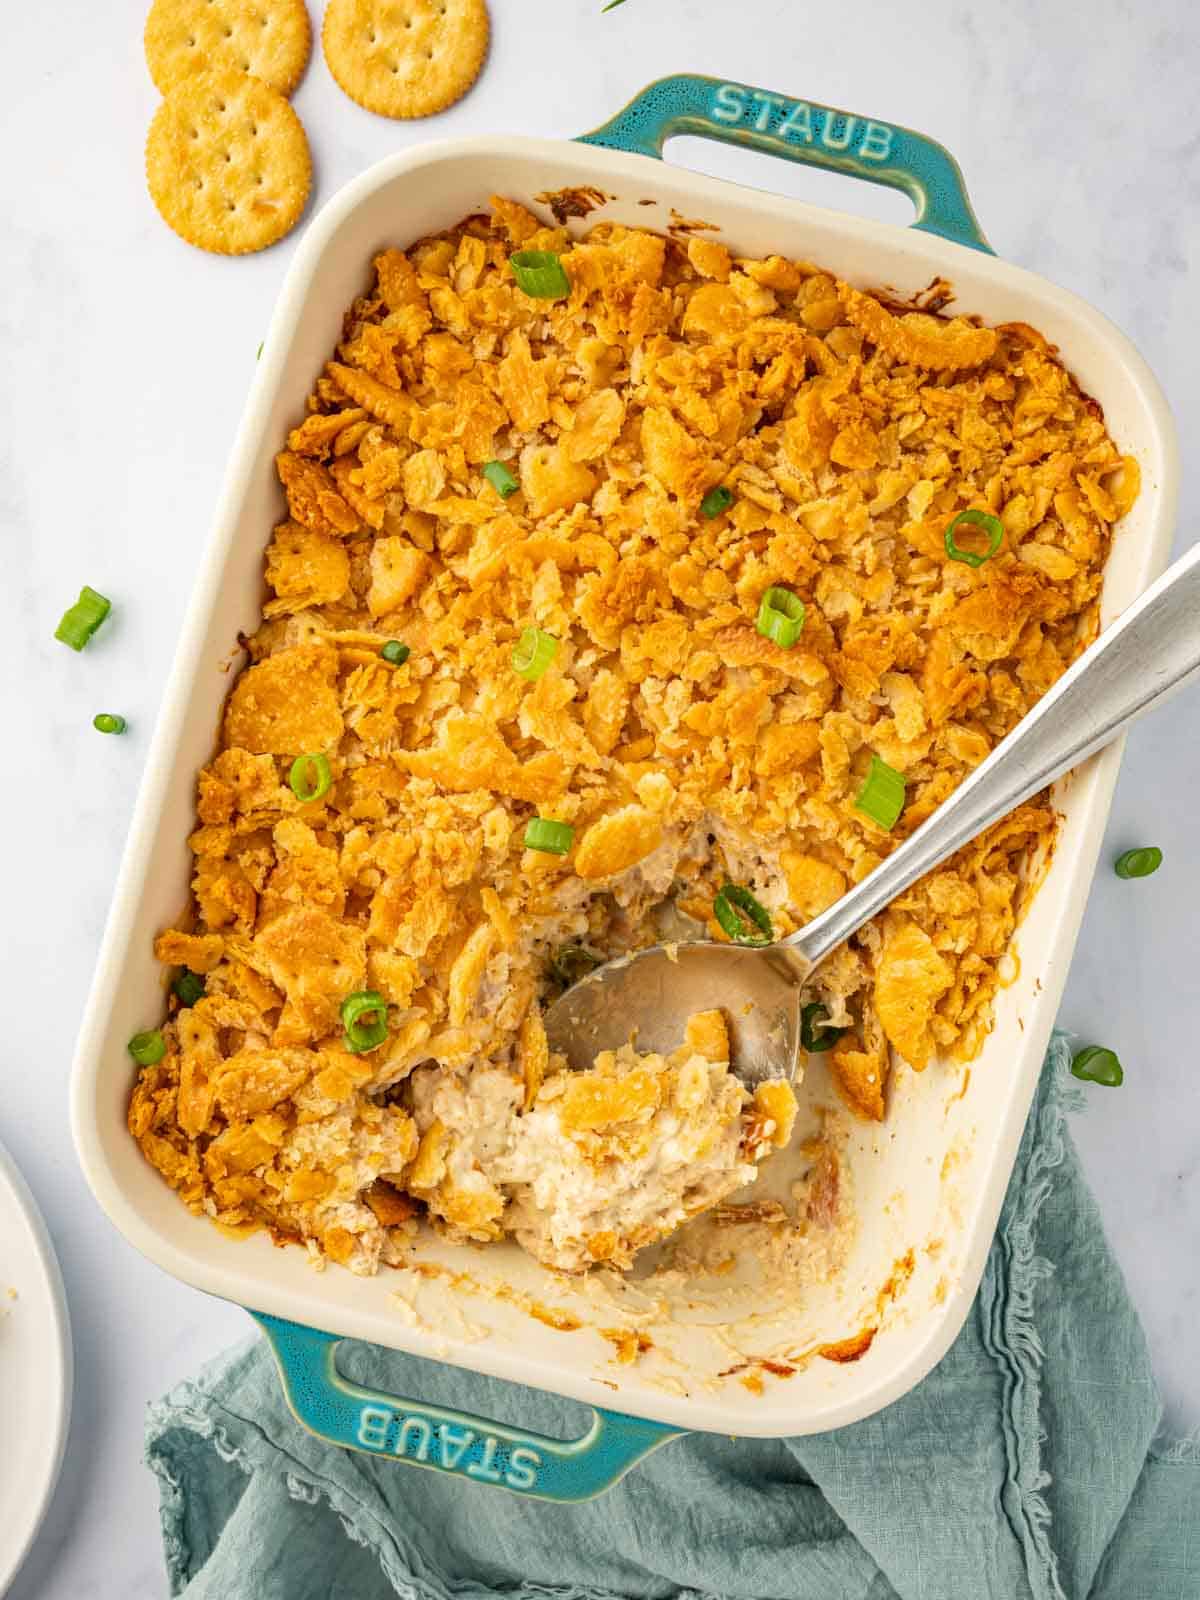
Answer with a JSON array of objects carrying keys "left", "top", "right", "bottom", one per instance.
[
  {"left": 380, "top": 640, "right": 410, "bottom": 666},
  {"left": 509, "top": 251, "right": 571, "bottom": 300},
  {"left": 944, "top": 508, "right": 1004, "bottom": 568},
  {"left": 341, "top": 990, "right": 389, "bottom": 1055},
  {"left": 482, "top": 460, "right": 520, "bottom": 499},
  {"left": 93, "top": 713, "right": 126, "bottom": 735},
  {"left": 700, "top": 484, "right": 734, "bottom": 519},
  {"left": 512, "top": 627, "right": 559, "bottom": 682},
  {"left": 524, "top": 817, "right": 574, "bottom": 855},
  {"left": 1070, "top": 1044, "right": 1123, "bottom": 1088},
  {"left": 1114, "top": 846, "right": 1162, "bottom": 880},
  {"left": 713, "top": 882, "right": 773, "bottom": 946},
  {"left": 800, "top": 1002, "right": 847, "bottom": 1054},
  {"left": 173, "top": 970, "right": 205, "bottom": 1007},
  {"left": 289, "top": 752, "right": 332, "bottom": 803},
  {"left": 55, "top": 586, "right": 112, "bottom": 651},
  {"left": 128, "top": 1029, "right": 166, "bottom": 1067},
  {"left": 256, "top": 341, "right": 264, "bottom": 361},
  {"left": 755, "top": 586, "right": 806, "bottom": 649},
  {"left": 855, "top": 755, "right": 906, "bottom": 831},
  {"left": 601, "top": 0, "right": 628, "bottom": 9},
  {"left": 550, "top": 943, "right": 602, "bottom": 986}
]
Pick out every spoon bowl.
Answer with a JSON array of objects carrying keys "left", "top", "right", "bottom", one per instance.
[{"left": 544, "top": 939, "right": 814, "bottom": 1086}]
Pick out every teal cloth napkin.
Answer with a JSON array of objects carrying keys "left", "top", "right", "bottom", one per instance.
[{"left": 145, "top": 1035, "right": 1200, "bottom": 1600}]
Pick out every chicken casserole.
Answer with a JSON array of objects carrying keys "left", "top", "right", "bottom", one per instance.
[{"left": 128, "top": 195, "right": 1138, "bottom": 1276}]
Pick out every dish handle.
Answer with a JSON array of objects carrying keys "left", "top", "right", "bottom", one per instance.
[
  {"left": 579, "top": 73, "right": 992, "bottom": 254},
  {"left": 252, "top": 1312, "right": 683, "bottom": 1501}
]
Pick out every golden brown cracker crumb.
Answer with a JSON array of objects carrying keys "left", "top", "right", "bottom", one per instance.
[
  {"left": 684, "top": 1010, "right": 730, "bottom": 1065},
  {"left": 750, "top": 1080, "right": 799, "bottom": 1150}
]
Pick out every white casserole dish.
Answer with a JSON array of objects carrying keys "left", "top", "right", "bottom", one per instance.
[{"left": 70, "top": 76, "right": 1177, "bottom": 1496}]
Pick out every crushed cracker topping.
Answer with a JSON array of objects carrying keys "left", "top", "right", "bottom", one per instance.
[{"left": 129, "top": 199, "right": 1137, "bottom": 1271}]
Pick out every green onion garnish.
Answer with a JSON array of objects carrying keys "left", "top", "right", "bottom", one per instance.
[
  {"left": 55, "top": 586, "right": 112, "bottom": 651},
  {"left": 601, "top": 0, "right": 628, "bottom": 9},
  {"left": 700, "top": 485, "right": 734, "bottom": 519},
  {"left": 93, "top": 713, "right": 126, "bottom": 735},
  {"left": 173, "top": 970, "right": 205, "bottom": 1008},
  {"left": 1070, "top": 1044, "right": 1123, "bottom": 1088},
  {"left": 855, "top": 755, "right": 906, "bottom": 831},
  {"left": 755, "top": 586, "right": 806, "bottom": 649},
  {"left": 289, "top": 753, "right": 332, "bottom": 803},
  {"left": 256, "top": 341, "right": 264, "bottom": 360},
  {"left": 128, "top": 1029, "right": 166, "bottom": 1067},
  {"left": 512, "top": 627, "right": 558, "bottom": 682},
  {"left": 713, "top": 882, "right": 773, "bottom": 946},
  {"left": 380, "top": 640, "right": 410, "bottom": 666},
  {"left": 509, "top": 251, "right": 571, "bottom": 300},
  {"left": 341, "top": 990, "right": 390, "bottom": 1055},
  {"left": 482, "top": 460, "right": 520, "bottom": 499},
  {"left": 524, "top": 817, "right": 574, "bottom": 855},
  {"left": 550, "top": 943, "right": 603, "bottom": 986},
  {"left": 800, "top": 1002, "right": 847, "bottom": 1054},
  {"left": 944, "top": 509, "right": 1004, "bottom": 569},
  {"left": 1114, "top": 846, "right": 1162, "bottom": 880}
]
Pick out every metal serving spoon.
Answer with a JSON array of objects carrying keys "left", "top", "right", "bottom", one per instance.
[{"left": 546, "top": 542, "right": 1200, "bottom": 1086}]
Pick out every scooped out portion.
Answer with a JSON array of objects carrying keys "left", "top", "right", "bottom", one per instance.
[{"left": 408, "top": 1010, "right": 798, "bottom": 1272}]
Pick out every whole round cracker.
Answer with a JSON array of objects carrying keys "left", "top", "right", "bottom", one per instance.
[
  {"left": 322, "top": 0, "right": 489, "bottom": 120},
  {"left": 146, "top": 70, "right": 312, "bottom": 254},
  {"left": 145, "top": 0, "right": 312, "bottom": 97}
]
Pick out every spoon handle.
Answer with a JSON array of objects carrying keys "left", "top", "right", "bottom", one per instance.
[{"left": 790, "top": 539, "right": 1200, "bottom": 969}]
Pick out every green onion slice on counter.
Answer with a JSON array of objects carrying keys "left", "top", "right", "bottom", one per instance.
[
  {"left": 1070, "top": 1044, "right": 1124, "bottom": 1088},
  {"left": 944, "top": 508, "right": 1004, "bottom": 568},
  {"left": 713, "top": 882, "right": 773, "bottom": 946},
  {"left": 128, "top": 1029, "right": 166, "bottom": 1067},
  {"left": 289, "top": 753, "right": 332, "bottom": 804},
  {"left": 700, "top": 484, "right": 734, "bottom": 519},
  {"left": 1114, "top": 846, "right": 1162, "bottom": 879},
  {"left": 524, "top": 817, "right": 574, "bottom": 855},
  {"left": 55, "top": 586, "right": 112, "bottom": 651},
  {"left": 509, "top": 251, "right": 571, "bottom": 300},
  {"left": 341, "top": 991, "right": 390, "bottom": 1054},
  {"left": 550, "top": 943, "right": 603, "bottom": 986},
  {"left": 855, "top": 755, "right": 906, "bottom": 831},
  {"left": 482, "top": 460, "right": 520, "bottom": 498},
  {"left": 755, "top": 586, "right": 806, "bottom": 649},
  {"left": 800, "top": 1002, "right": 847, "bottom": 1054},
  {"left": 380, "top": 640, "right": 410, "bottom": 666},
  {"left": 512, "top": 627, "right": 559, "bottom": 682},
  {"left": 92, "top": 713, "right": 126, "bottom": 734},
  {"left": 173, "top": 970, "right": 205, "bottom": 1008}
]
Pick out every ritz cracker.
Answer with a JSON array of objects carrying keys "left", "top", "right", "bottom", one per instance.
[{"left": 709, "top": 82, "right": 895, "bottom": 162}]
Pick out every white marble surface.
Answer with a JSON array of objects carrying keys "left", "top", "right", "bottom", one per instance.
[{"left": 2, "top": 0, "right": 1197, "bottom": 1593}]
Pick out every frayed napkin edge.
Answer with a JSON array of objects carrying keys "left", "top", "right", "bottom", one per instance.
[{"left": 145, "top": 1387, "right": 727, "bottom": 1600}]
